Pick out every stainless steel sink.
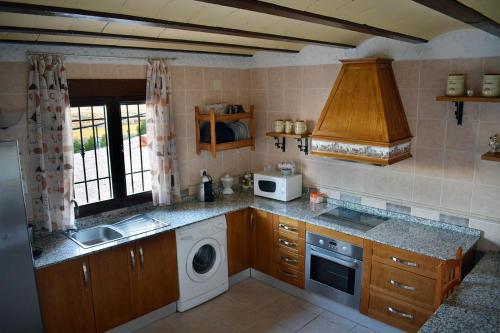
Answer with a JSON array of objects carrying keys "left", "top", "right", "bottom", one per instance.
[{"left": 67, "top": 225, "right": 125, "bottom": 248}]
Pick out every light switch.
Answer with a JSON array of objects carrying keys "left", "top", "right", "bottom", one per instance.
[{"left": 213, "top": 79, "right": 221, "bottom": 91}]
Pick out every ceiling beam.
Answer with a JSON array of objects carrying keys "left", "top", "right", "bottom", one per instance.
[
  {"left": 0, "top": 40, "right": 254, "bottom": 57},
  {"left": 196, "top": 0, "right": 427, "bottom": 44},
  {"left": 0, "top": 26, "right": 299, "bottom": 53},
  {"left": 412, "top": 0, "right": 500, "bottom": 37},
  {"left": 0, "top": 1, "right": 355, "bottom": 48}
]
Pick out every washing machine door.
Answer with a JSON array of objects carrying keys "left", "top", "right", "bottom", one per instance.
[{"left": 186, "top": 237, "right": 225, "bottom": 282}]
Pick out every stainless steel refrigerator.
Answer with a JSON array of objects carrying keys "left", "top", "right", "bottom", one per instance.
[{"left": 0, "top": 140, "right": 43, "bottom": 332}]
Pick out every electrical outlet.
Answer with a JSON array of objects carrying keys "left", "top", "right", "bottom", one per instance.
[{"left": 200, "top": 169, "right": 208, "bottom": 177}]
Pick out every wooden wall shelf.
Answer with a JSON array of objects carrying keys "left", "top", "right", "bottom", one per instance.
[
  {"left": 266, "top": 132, "right": 311, "bottom": 154},
  {"left": 195, "top": 105, "right": 255, "bottom": 158},
  {"left": 481, "top": 152, "right": 500, "bottom": 162},
  {"left": 436, "top": 96, "right": 500, "bottom": 125}
]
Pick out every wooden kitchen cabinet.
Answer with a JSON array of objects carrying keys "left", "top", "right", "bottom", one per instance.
[
  {"left": 89, "top": 231, "right": 179, "bottom": 333},
  {"left": 250, "top": 208, "right": 274, "bottom": 275},
  {"left": 226, "top": 208, "right": 251, "bottom": 276},
  {"left": 89, "top": 243, "right": 136, "bottom": 333},
  {"left": 36, "top": 257, "right": 96, "bottom": 333},
  {"left": 135, "top": 231, "right": 179, "bottom": 317}
]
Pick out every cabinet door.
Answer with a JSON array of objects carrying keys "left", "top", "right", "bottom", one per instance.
[
  {"left": 36, "top": 257, "right": 96, "bottom": 333},
  {"left": 135, "top": 231, "right": 179, "bottom": 316},
  {"left": 226, "top": 208, "right": 251, "bottom": 276},
  {"left": 89, "top": 244, "right": 136, "bottom": 333},
  {"left": 251, "top": 209, "right": 274, "bottom": 275}
]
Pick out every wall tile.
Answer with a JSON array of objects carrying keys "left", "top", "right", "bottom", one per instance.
[
  {"left": 418, "top": 88, "right": 447, "bottom": 119},
  {"left": 172, "top": 90, "right": 186, "bottom": 115},
  {"left": 284, "top": 89, "right": 301, "bottom": 114},
  {"left": 475, "top": 156, "right": 500, "bottom": 187},
  {"left": 115, "top": 64, "right": 147, "bottom": 79},
  {"left": 268, "top": 67, "right": 284, "bottom": 90},
  {"left": 445, "top": 119, "right": 478, "bottom": 151},
  {"left": 203, "top": 67, "right": 222, "bottom": 91},
  {"left": 440, "top": 180, "right": 473, "bottom": 212},
  {"left": 89, "top": 64, "right": 118, "bottom": 79},
  {"left": 476, "top": 121, "right": 500, "bottom": 153},
  {"left": 443, "top": 150, "right": 475, "bottom": 181},
  {"left": 416, "top": 119, "right": 445, "bottom": 149},
  {"left": 2, "top": 93, "right": 27, "bottom": 113},
  {"left": 170, "top": 66, "right": 185, "bottom": 90},
  {"left": 387, "top": 202, "right": 411, "bottom": 214},
  {"left": 221, "top": 68, "right": 239, "bottom": 91},
  {"left": 412, "top": 176, "right": 442, "bottom": 206},
  {"left": 419, "top": 59, "right": 449, "bottom": 90},
  {"left": 393, "top": 60, "right": 420, "bottom": 89},
  {"left": 411, "top": 206, "right": 439, "bottom": 220},
  {"left": 185, "top": 67, "right": 203, "bottom": 90},
  {"left": 0, "top": 63, "right": 28, "bottom": 94},
  {"left": 414, "top": 148, "right": 443, "bottom": 178},
  {"left": 483, "top": 56, "right": 500, "bottom": 73},
  {"left": 221, "top": 90, "right": 239, "bottom": 104},
  {"left": 65, "top": 63, "right": 92, "bottom": 79},
  {"left": 250, "top": 68, "right": 268, "bottom": 90},
  {"left": 363, "top": 169, "right": 388, "bottom": 196},
  {"left": 439, "top": 212, "right": 469, "bottom": 227},
  {"left": 471, "top": 184, "right": 500, "bottom": 217},
  {"left": 239, "top": 70, "right": 250, "bottom": 90},
  {"left": 479, "top": 102, "right": 500, "bottom": 122},
  {"left": 283, "top": 66, "right": 302, "bottom": 89},
  {"left": 386, "top": 172, "right": 413, "bottom": 201}
]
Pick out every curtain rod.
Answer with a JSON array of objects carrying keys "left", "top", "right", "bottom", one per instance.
[{"left": 26, "top": 51, "right": 176, "bottom": 61}]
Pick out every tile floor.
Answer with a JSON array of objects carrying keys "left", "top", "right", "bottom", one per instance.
[{"left": 135, "top": 278, "right": 379, "bottom": 333}]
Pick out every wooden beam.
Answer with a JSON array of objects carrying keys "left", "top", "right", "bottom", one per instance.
[
  {"left": 0, "top": 40, "right": 253, "bottom": 57},
  {"left": 196, "top": 0, "right": 427, "bottom": 44},
  {"left": 412, "top": 0, "right": 500, "bottom": 37},
  {"left": 0, "top": 26, "right": 299, "bottom": 53},
  {"left": 0, "top": 1, "right": 355, "bottom": 48}
]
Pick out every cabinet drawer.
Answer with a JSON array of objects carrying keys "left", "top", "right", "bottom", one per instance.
[
  {"left": 273, "top": 247, "right": 305, "bottom": 272},
  {"left": 370, "top": 262, "right": 436, "bottom": 310},
  {"left": 273, "top": 215, "right": 305, "bottom": 239},
  {"left": 272, "top": 265, "right": 304, "bottom": 289},
  {"left": 372, "top": 243, "right": 439, "bottom": 279},
  {"left": 367, "top": 291, "right": 432, "bottom": 332},
  {"left": 273, "top": 232, "right": 305, "bottom": 256}
]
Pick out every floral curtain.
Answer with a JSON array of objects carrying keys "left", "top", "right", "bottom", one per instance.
[
  {"left": 27, "top": 54, "right": 74, "bottom": 231},
  {"left": 145, "top": 59, "right": 181, "bottom": 205}
]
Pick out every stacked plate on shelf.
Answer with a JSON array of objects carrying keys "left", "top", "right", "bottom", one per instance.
[{"left": 226, "top": 121, "right": 249, "bottom": 140}]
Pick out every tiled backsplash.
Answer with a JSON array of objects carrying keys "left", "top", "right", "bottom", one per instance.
[{"left": 247, "top": 57, "right": 500, "bottom": 226}]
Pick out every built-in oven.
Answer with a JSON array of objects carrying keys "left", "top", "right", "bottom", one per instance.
[{"left": 305, "top": 232, "right": 363, "bottom": 309}]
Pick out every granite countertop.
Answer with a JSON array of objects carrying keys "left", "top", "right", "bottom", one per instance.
[
  {"left": 419, "top": 252, "right": 500, "bottom": 333},
  {"left": 33, "top": 191, "right": 480, "bottom": 269}
]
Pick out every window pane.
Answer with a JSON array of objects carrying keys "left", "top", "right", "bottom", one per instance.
[
  {"left": 120, "top": 103, "right": 151, "bottom": 195},
  {"left": 72, "top": 105, "right": 113, "bottom": 205}
]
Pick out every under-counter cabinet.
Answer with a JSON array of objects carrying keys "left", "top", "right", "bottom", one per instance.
[
  {"left": 36, "top": 231, "right": 179, "bottom": 333},
  {"left": 226, "top": 209, "right": 251, "bottom": 276},
  {"left": 361, "top": 241, "right": 445, "bottom": 332},
  {"left": 250, "top": 209, "right": 275, "bottom": 275},
  {"left": 36, "top": 257, "right": 96, "bottom": 333}
]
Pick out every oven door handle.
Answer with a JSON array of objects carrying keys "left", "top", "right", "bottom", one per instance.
[{"left": 310, "top": 247, "right": 358, "bottom": 269}]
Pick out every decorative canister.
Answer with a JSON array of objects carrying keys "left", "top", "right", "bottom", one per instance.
[
  {"left": 285, "top": 120, "right": 294, "bottom": 134},
  {"left": 294, "top": 120, "right": 307, "bottom": 134},
  {"left": 490, "top": 134, "right": 500, "bottom": 153},
  {"left": 274, "top": 120, "right": 284, "bottom": 133},
  {"left": 446, "top": 74, "right": 465, "bottom": 96},
  {"left": 482, "top": 74, "right": 500, "bottom": 97}
]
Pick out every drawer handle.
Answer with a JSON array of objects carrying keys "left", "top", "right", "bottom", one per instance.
[
  {"left": 281, "top": 270, "right": 297, "bottom": 278},
  {"left": 387, "top": 306, "right": 413, "bottom": 319},
  {"left": 390, "top": 256, "right": 418, "bottom": 267},
  {"left": 389, "top": 279, "right": 416, "bottom": 292},
  {"left": 130, "top": 248, "right": 136, "bottom": 272},
  {"left": 82, "top": 262, "right": 89, "bottom": 288},
  {"left": 279, "top": 238, "right": 297, "bottom": 248},
  {"left": 281, "top": 256, "right": 298, "bottom": 265},
  {"left": 279, "top": 223, "right": 298, "bottom": 232}
]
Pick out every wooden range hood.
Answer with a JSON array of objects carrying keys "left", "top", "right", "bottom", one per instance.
[{"left": 311, "top": 58, "right": 412, "bottom": 165}]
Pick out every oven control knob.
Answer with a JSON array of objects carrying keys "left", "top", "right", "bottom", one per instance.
[
  {"left": 341, "top": 246, "right": 347, "bottom": 251},
  {"left": 318, "top": 239, "right": 324, "bottom": 245}
]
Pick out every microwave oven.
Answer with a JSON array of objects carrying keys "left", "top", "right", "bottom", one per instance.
[{"left": 254, "top": 171, "right": 302, "bottom": 201}]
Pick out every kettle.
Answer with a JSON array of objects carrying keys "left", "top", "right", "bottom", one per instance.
[{"left": 198, "top": 170, "right": 214, "bottom": 202}]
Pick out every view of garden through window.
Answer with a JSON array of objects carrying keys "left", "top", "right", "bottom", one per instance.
[{"left": 71, "top": 103, "right": 151, "bottom": 206}]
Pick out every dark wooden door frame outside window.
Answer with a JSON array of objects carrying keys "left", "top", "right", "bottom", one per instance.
[{"left": 68, "top": 79, "right": 151, "bottom": 217}]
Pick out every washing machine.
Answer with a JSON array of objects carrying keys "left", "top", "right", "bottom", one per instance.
[{"left": 175, "top": 215, "right": 228, "bottom": 312}]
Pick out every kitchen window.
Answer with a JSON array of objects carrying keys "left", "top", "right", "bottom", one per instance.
[{"left": 69, "top": 79, "right": 151, "bottom": 217}]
